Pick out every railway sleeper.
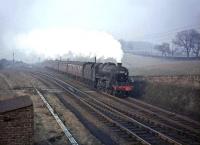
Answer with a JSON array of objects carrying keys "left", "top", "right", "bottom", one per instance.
[
  {"left": 117, "top": 131, "right": 129, "bottom": 136},
  {"left": 147, "top": 139, "right": 166, "bottom": 145},
  {"left": 179, "top": 137, "right": 200, "bottom": 144},
  {"left": 137, "top": 133, "right": 158, "bottom": 139},
  {"left": 84, "top": 102, "right": 172, "bottom": 144},
  {"left": 121, "top": 121, "right": 137, "bottom": 126},
  {"left": 149, "top": 126, "right": 167, "bottom": 132},
  {"left": 133, "top": 130, "right": 149, "bottom": 135},
  {"left": 142, "top": 136, "right": 159, "bottom": 142},
  {"left": 81, "top": 102, "right": 144, "bottom": 143},
  {"left": 100, "top": 120, "right": 109, "bottom": 123},
  {"left": 107, "top": 124, "right": 116, "bottom": 127},
  {"left": 110, "top": 105, "right": 168, "bottom": 129},
  {"left": 127, "top": 117, "right": 199, "bottom": 145},
  {"left": 115, "top": 131, "right": 141, "bottom": 143},
  {"left": 112, "top": 129, "right": 122, "bottom": 132},
  {"left": 125, "top": 137, "right": 138, "bottom": 142},
  {"left": 126, "top": 127, "right": 139, "bottom": 130},
  {"left": 126, "top": 126, "right": 143, "bottom": 131},
  {"left": 119, "top": 134, "right": 131, "bottom": 139},
  {"left": 117, "top": 121, "right": 129, "bottom": 125},
  {"left": 40, "top": 73, "right": 180, "bottom": 145}
]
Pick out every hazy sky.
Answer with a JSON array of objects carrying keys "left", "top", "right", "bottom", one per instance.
[{"left": 0, "top": 0, "right": 200, "bottom": 61}]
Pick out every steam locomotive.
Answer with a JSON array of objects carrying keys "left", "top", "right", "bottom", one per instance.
[{"left": 44, "top": 60, "right": 133, "bottom": 97}]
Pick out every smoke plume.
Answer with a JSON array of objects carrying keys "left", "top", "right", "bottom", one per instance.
[{"left": 15, "top": 28, "right": 123, "bottom": 62}]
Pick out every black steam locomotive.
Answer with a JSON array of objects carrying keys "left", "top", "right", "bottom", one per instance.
[{"left": 44, "top": 60, "right": 133, "bottom": 97}]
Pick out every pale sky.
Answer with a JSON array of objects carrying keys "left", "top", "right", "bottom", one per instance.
[{"left": 0, "top": 0, "right": 200, "bottom": 61}]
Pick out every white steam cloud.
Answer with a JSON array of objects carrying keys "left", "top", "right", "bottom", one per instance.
[{"left": 15, "top": 28, "right": 123, "bottom": 62}]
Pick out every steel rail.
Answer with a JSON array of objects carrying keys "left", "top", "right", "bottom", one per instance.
[
  {"left": 89, "top": 96, "right": 200, "bottom": 145},
  {"left": 34, "top": 73, "right": 149, "bottom": 145},
  {"left": 128, "top": 97, "right": 200, "bottom": 130},
  {"left": 40, "top": 69, "right": 200, "bottom": 130},
  {"left": 33, "top": 86, "right": 79, "bottom": 145},
  {"left": 34, "top": 72, "right": 182, "bottom": 145},
  {"left": 35, "top": 70, "right": 200, "bottom": 144},
  {"left": 40, "top": 70, "right": 200, "bottom": 137},
  {"left": 101, "top": 92, "right": 200, "bottom": 136}
]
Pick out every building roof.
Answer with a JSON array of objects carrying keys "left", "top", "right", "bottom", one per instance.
[{"left": 0, "top": 95, "right": 32, "bottom": 113}]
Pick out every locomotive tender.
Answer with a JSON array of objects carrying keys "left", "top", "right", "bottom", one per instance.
[{"left": 44, "top": 60, "right": 133, "bottom": 97}]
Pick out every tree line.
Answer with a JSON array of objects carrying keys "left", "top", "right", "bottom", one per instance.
[{"left": 155, "top": 29, "right": 200, "bottom": 57}]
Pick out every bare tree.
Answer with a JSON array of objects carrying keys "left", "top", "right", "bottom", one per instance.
[
  {"left": 170, "top": 43, "right": 179, "bottom": 56},
  {"left": 154, "top": 42, "right": 170, "bottom": 56},
  {"left": 173, "top": 29, "right": 199, "bottom": 57},
  {"left": 192, "top": 32, "right": 200, "bottom": 57}
]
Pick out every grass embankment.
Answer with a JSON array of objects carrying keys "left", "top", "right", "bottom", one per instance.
[{"left": 136, "top": 80, "right": 200, "bottom": 121}]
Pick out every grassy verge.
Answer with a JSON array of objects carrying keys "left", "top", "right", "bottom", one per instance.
[{"left": 139, "top": 81, "right": 200, "bottom": 121}]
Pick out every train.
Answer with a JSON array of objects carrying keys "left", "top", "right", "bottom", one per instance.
[{"left": 43, "top": 60, "right": 133, "bottom": 97}]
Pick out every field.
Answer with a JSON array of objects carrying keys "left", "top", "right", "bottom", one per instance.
[{"left": 122, "top": 53, "right": 200, "bottom": 76}]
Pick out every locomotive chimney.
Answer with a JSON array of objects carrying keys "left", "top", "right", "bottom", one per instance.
[{"left": 117, "top": 63, "right": 122, "bottom": 66}]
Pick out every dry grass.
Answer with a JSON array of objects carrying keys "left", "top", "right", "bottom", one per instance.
[
  {"left": 145, "top": 75, "right": 200, "bottom": 88},
  {"left": 0, "top": 69, "right": 69, "bottom": 145},
  {"left": 0, "top": 69, "right": 33, "bottom": 89},
  {"left": 139, "top": 81, "right": 200, "bottom": 121},
  {"left": 0, "top": 68, "right": 106, "bottom": 145},
  {"left": 122, "top": 53, "right": 200, "bottom": 75},
  {"left": 15, "top": 90, "right": 70, "bottom": 145},
  {"left": 0, "top": 71, "right": 15, "bottom": 100}
]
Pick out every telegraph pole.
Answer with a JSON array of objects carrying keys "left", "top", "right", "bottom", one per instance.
[
  {"left": 94, "top": 56, "right": 96, "bottom": 63},
  {"left": 58, "top": 56, "right": 61, "bottom": 71},
  {"left": 13, "top": 51, "right": 15, "bottom": 64}
]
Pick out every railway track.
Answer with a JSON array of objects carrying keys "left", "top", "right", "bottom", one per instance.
[
  {"left": 42, "top": 69, "right": 200, "bottom": 135},
  {"left": 85, "top": 92, "right": 200, "bottom": 145},
  {"left": 127, "top": 97, "right": 200, "bottom": 134},
  {"left": 32, "top": 71, "right": 187, "bottom": 145},
  {"left": 34, "top": 87, "right": 79, "bottom": 145},
  {"left": 36, "top": 70, "right": 200, "bottom": 145}
]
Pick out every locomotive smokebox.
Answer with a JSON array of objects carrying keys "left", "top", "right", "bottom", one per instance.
[{"left": 117, "top": 63, "right": 122, "bottom": 66}]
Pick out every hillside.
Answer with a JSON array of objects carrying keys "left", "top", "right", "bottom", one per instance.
[{"left": 122, "top": 53, "right": 200, "bottom": 76}]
